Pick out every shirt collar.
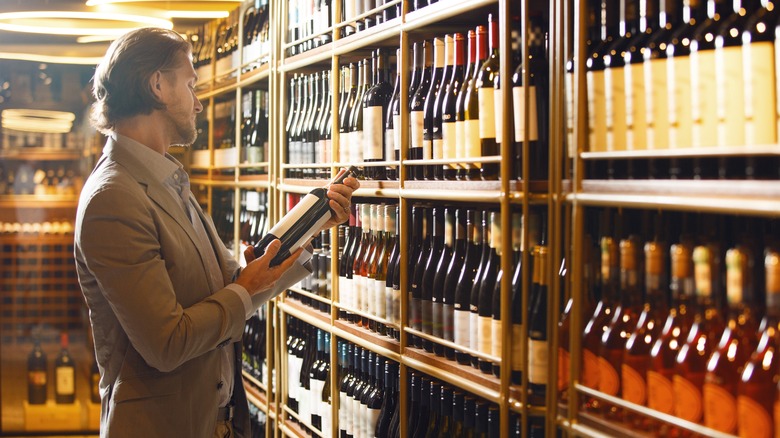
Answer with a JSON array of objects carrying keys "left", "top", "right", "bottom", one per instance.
[{"left": 111, "top": 133, "right": 184, "bottom": 184}]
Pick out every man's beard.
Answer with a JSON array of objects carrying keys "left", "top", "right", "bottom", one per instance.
[{"left": 170, "top": 119, "right": 198, "bottom": 147}]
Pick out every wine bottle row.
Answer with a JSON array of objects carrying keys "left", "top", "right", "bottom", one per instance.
[
  {"left": 239, "top": 89, "right": 270, "bottom": 169},
  {"left": 248, "top": 402, "right": 269, "bottom": 438},
  {"left": 242, "top": 0, "right": 271, "bottom": 71},
  {"left": 283, "top": 313, "right": 549, "bottom": 437},
  {"left": 576, "top": 208, "right": 779, "bottom": 436},
  {"left": 0, "top": 220, "right": 74, "bottom": 235},
  {"left": 0, "top": 163, "right": 83, "bottom": 197},
  {"left": 293, "top": 228, "right": 333, "bottom": 312},
  {"left": 583, "top": 0, "right": 780, "bottom": 157},
  {"left": 243, "top": 309, "right": 269, "bottom": 383},
  {"left": 286, "top": 0, "right": 332, "bottom": 56},
  {"left": 27, "top": 332, "right": 84, "bottom": 405},
  {"left": 211, "top": 189, "right": 270, "bottom": 250},
  {"left": 282, "top": 10, "right": 550, "bottom": 182}
]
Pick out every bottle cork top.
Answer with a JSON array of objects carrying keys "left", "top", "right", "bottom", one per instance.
[
  {"left": 766, "top": 249, "right": 780, "bottom": 295},
  {"left": 671, "top": 243, "right": 692, "bottom": 279},
  {"left": 620, "top": 238, "right": 637, "bottom": 271},
  {"left": 644, "top": 241, "right": 663, "bottom": 276}
]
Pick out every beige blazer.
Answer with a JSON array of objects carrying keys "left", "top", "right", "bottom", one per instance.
[{"left": 75, "top": 137, "right": 251, "bottom": 437}]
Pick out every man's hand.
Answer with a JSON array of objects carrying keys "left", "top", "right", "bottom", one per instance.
[
  {"left": 236, "top": 239, "right": 303, "bottom": 296},
  {"left": 322, "top": 168, "right": 360, "bottom": 231}
]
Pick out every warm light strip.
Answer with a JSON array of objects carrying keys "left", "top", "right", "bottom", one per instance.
[
  {"left": 164, "top": 10, "right": 230, "bottom": 19},
  {"left": 76, "top": 35, "right": 117, "bottom": 43},
  {"left": 86, "top": 0, "right": 242, "bottom": 5},
  {"left": 0, "top": 52, "right": 102, "bottom": 65},
  {"left": 2, "top": 120, "right": 73, "bottom": 134},
  {"left": 3, "top": 109, "right": 76, "bottom": 122},
  {"left": 0, "top": 11, "right": 172, "bottom": 36}
]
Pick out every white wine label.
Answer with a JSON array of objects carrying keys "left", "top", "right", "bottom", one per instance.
[
  {"left": 363, "top": 106, "right": 384, "bottom": 160},
  {"left": 650, "top": 58, "right": 669, "bottom": 149},
  {"left": 433, "top": 138, "right": 444, "bottom": 160},
  {"left": 442, "top": 121, "right": 457, "bottom": 160},
  {"left": 385, "top": 128, "right": 395, "bottom": 163},
  {"left": 512, "top": 86, "right": 539, "bottom": 143},
  {"left": 717, "top": 45, "right": 745, "bottom": 146},
  {"left": 311, "top": 379, "right": 324, "bottom": 418},
  {"left": 267, "top": 193, "right": 322, "bottom": 247},
  {"left": 367, "top": 408, "right": 382, "bottom": 436},
  {"left": 565, "top": 71, "right": 576, "bottom": 157},
  {"left": 375, "top": 280, "right": 385, "bottom": 319},
  {"left": 629, "top": 61, "right": 647, "bottom": 150},
  {"left": 478, "top": 87, "right": 496, "bottom": 139},
  {"left": 589, "top": 70, "right": 607, "bottom": 152},
  {"left": 385, "top": 286, "right": 394, "bottom": 323},
  {"left": 56, "top": 366, "right": 75, "bottom": 395},
  {"left": 528, "top": 339, "right": 549, "bottom": 385},
  {"left": 364, "top": 275, "right": 374, "bottom": 314},
  {"left": 692, "top": 50, "right": 716, "bottom": 147},
  {"left": 352, "top": 130, "right": 364, "bottom": 163},
  {"left": 491, "top": 318, "right": 502, "bottom": 358},
  {"left": 454, "top": 309, "right": 470, "bottom": 347},
  {"left": 605, "top": 65, "right": 627, "bottom": 151},
  {"left": 455, "top": 120, "right": 465, "bottom": 159},
  {"left": 745, "top": 41, "right": 777, "bottom": 145},
  {"left": 423, "top": 138, "right": 432, "bottom": 160},
  {"left": 469, "top": 311, "right": 479, "bottom": 352},
  {"left": 393, "top": 114, "right": 401, "bottom": 155},
  {"left": 339, "top": 132, "right": 349, "bottom": 163},
  {"left": 464, "top": 119, "right": 481, "bottom": 162},
  {"left": 392, "top": 287, "right": 401, "bottom": 325},
  {"left": 410, "top": 110, "right": 424, "bottom": 151},
  {"left": 478, "top": 315, "right": 492, "bottom": 355},
  {"left": 494, "top": 87, "right": 503, "bottom": 142},
  {"left": 339, "top": 394, "right": 349, "bottom": 433}
]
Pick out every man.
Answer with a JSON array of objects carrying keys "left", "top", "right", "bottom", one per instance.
[{"left": 74, "top": 27, "right": 358, "bottom": 437}]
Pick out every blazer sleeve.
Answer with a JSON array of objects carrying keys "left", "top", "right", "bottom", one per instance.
[{"left": 78, "top": 184, "right": 246, "bottom": 373}]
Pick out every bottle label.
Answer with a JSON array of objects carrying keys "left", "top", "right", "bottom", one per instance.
[
  {"left": 628, "top": 61, "right": 647, "bottom": 150},
  {"left": 311, "top": 379, "right": 324, "bottom": 418},
  {"left": 494, "top": 86, "right": 503, "bottom": 142},
  {"left": 491, "top": 318, "right": 502, "bottom": 358},
  {"left": 339, "top": 131, "right": 350, "bottom": 163},
  {"left": 454, "top": 309, "right": 470, "bottom": 348},
  {"left": 716, "top": 45, "right": 745, "bottom": 146},
  {"left": 28, "top": 370, "right": 46, "bottom": 386},
  {"left": 587, "top": 70, "right": 607, "bottom": 152},
  {"left": 604, "top": 64, "right": 626, "bottom": 151},
  {"left": 511, "top": 323, "right": 524, "bottom": 371},
  {"left": 410, "top": 110, "right": 424, "bottom": 151},
  {"left": 267, "top": 193, "right": 326, "bottom": 250},
  {"left": 597, "top": 356, "right": 620, "bottom": 396},
  {"left": 409, "top": 293, "right": 422, "bottom": 331},
  {"left": 385, "top": 285, "right": 394, "bottom": 323},
  {"left": 621, "top": 362, "right": 646, "bottom": 406},
  {"left": 469, "top": 311, "right": 479, "bottom": 351},
  {"left": 443, "top": 304, "right": 455, "bottom": 342},
  {"left": 392, "top": 286, "right": 401, "bottom": 325},
  {"left": 375, "top": 279, "right": 385, "bottom": 320},
  {"left": 689, "top": 50, "right": 715, "bottom": 148},
  {"left": 464, "top": 119, "right": 481, "bottom": 163},
  {"left": 367, "top": 408, "right": 382, "bottom": 436},
  {"left": 737, "top": 395, "right": 773, "bottom": 438},
  {"left": 363, "top": 106, "right": 384, "bottom": 160},
  {"left": 649, "top": 58, "right": 669, "bottom": 149},
  {"left": 558, "top": 347, "right": 570, "bottom": 392},
  {"left": 442, "top": 121, "right": 457, "bottom": 160},
  {"left": 646, "top": 370, "right": 674, "bottom": 414},
  {"left": 421, "top": 300, "right": 433, "bottom": 335},
  {"left": 513, "top": 86, "right": 539, "bottom": 143},
  {"left": 528, "top": 339, "right": 549, "bottom": 385},
  {"left": 673, "top": 375, "right": 703, "bottom": 422},
  {"left": 478, "top": 315, "right": 492, "bottom": 356},
  {"left": 455, "top": 119, "right": 465, "bottom": 160},
  {"left": 432, "top": 301, "right": 443, "bottom": 337},
  {"left": 565, "top": 71, "right": 576, "bottom": 157},
  {"left": 56, "top": 366, "right": 75, "bottom": 395},
  {"left": 581, "top": 349, "right": 600, "bottom": 389},
  {"left": 478, "top": 88, "right": 496, "bottom": 139},
  {"left": 352, "top": 130, "right": 364, "bottom": 163},
  {"left": 385, "top": 128, "right": 395, "bottom": 164},
  {"left": 433, "top": 138, "right": 444, "bottom": 160},
  {"left": 703, "top": 382, "right": 738, "bottom": 433},
  {"left": 743, "top": 41, "right": 777, "bottom": 146},
  {"left": 393, "top": 115, "right": 401, "bottom": 154}
]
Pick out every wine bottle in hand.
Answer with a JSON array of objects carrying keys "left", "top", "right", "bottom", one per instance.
[{"left": 254, "top": 166, "right": 358, "bottom": 265}]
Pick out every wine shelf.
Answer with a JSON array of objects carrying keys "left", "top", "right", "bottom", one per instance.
[
  {"left": 572, "top": 385, "right": 738, "bottom": 438},
  {"left": 333, "top": 318, "right": 402, "bottom": 359},
  {"left": 568, "top": 186, "right": 780, "bottom": 217},
  {"left": 0, "top": 149, "right": 82, "bottom": 161},
  {"left": 237, "top": 64, "right": 271, "bottom": 87},
  {"left": 580, "top": 144, "right": 780, "bottom": 160},
  {"left": 243, "top": 376, "right": 269, "bottom": 413},
  {"left": 278, "top": 299, "right": 332, "bottom": 333},
  {"left": 402, "top": 350, "right": 502, "bottom": 404},
  {"left": 401, "top": 0, "right": 498, "bottom": 31},
  {"left": 333, "top": 16, "right": 403, "bottom": 56},
  {"left": 279, "top": 44, "right": 333, "bottom": 72},
  {"left": 0, "top": 196, "right": 78, "bottom": 209},
  {"left": 281, "top": 405, "right": 324, "bottom": 438}
]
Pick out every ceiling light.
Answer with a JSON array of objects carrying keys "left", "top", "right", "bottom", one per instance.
[
  {"left": 164, "top": 11, "right": 230, "bottom": 19},
  {"left": 2, "top": 109, "right": 76, "bottom": 134},
  {"left": 0, "top": 11, "right": 172, "bottom": 36},
  {"left": 0, "top": 52, "right": 103, "bottom": 65}
]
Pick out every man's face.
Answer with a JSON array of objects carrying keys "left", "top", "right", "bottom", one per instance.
[{"left": 161, "top": 53, "right": 203, "bottom": 147}]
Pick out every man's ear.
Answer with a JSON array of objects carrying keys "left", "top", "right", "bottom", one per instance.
[{"left": 149, "top": 70, "right": 165, "bottom": 100}]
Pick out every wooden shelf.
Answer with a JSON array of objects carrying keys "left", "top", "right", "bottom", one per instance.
[
  {"left": 332, "top": 318, "right": 401, "bottom": 357},
  {"left": 581, "top": 144, "right": 780, "bottom": 160},
  {"left": 569, "top": 179, "right": 780, "bottom": 216},
  {"left": 0, "top": 196, "right": 78, "bottom": 209},
  {"left": 332, "top": 17, "right": 403, "bottom": 57},
  {"left": 238, "top": 64, "right": 271, "bottom": 87},
  {"left": 278, "top": 298, "right": 332, "bottom": 332},
  {"left": 0, "top": 149, "right": 82, "bottom": 161},
  {"left": 279, "top": 44, "right": 333, "bottom": 72},
  {"left": 401, "top": 0, "right": 498, "bottom": 31}
]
